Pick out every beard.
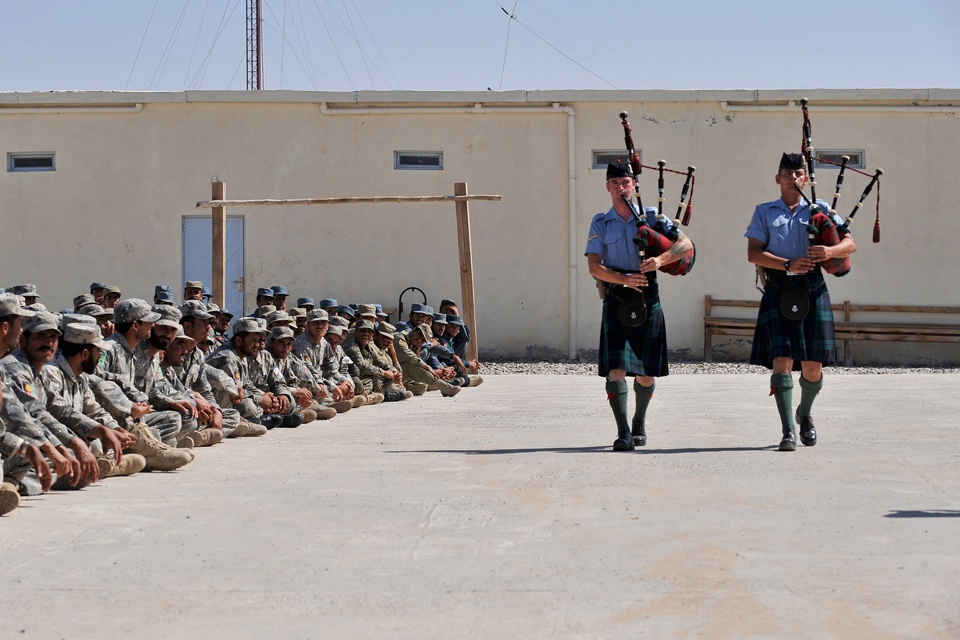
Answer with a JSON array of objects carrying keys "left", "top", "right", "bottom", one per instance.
[
  {"left": 149, "top": 333, "right": 171, "bottom": 350},
  {"left": 81, "top": 353, "right": 98, "bottom": 375}
]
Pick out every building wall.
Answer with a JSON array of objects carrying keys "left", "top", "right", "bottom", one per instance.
[{"left": 1, "top": 89, "right": 958, "bottom": 364}]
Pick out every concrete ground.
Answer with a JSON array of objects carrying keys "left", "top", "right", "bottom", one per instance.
[{"left": 1, "top": 374, "right": 958, "bottom": 639}]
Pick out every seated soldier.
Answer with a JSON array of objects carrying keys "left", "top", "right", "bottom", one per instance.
[
  {"left": 245, "top": 323, "right": 302, "bottom": 429},
  {"left": 271, "top": 286, "right": 289, "bottom": 311},
  {"left": 440, "top": 300, "right": 480, "bottom": 373},
  {"left": 160, "top": 326, "right": 224, "bottom": 446},
  {"left": 319, "top": 299, "right": 337, "bottom": 316},
  {"left": 132, "top": 306, "right": 202, "bottom": 448},
  {"left": 90, "top": 282, "right": 106, "bottom": 305},
  {"left": 251, "top": 288, "right": 275, "bottom": 317},
  {"left": 97, "top": 299, "right": 194, "bottom": 469},
  {"left": 289, "top": 308, "right": 307, "bottom": 338},
  {"left": 213, "top": 308, "right": 232, "bottom": 346},
  {"left": 429, "top": 314, "right": 482, "bottom": 387},
  {"left": 265, "top": 310, "right": 294, "bottom": 330},
  {"left": 207, "top": 318, "right": 298, "bottom": 430},
  {"left": 393, "top": 323, "right": 460, "bottom": 397},
  {"left": 42, "top": 323, "right": 145, "bottom": 479},
  {"left": 293, "top": 310, "right": 365, "bottom": 409},
  {"left": 183, "top": 281, "right": 203, "bottom": 302},
  {"left": 101, "top": 286, "right": 122, "bottom": 309},
  {"left": 322, "top": 324, "right": 374, "bottom": 405},
  {"left": 2, "top": 312, "right": 91, "bottom": 492},
  {"left": 9, "top": 285, "right": 40, "bottom": 307},
  {"left": 343, "top": 321, "right": 410, "bottom": 402},
  {"left": 73, "top": 294, "right": 96, "bottom": 312},
  {"left": 267, "top": 327, "right": 338, "bottom": 422},
  {"left": 79, "top": 304, "right": 115, "bottom": 339},
  {"left": 297, "top": 297, "right": 315, "bottom": 313}
]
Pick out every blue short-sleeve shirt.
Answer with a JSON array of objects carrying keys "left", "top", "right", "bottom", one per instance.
[
  {"left": 745, "top": 198, "right": 843, "bottom": 261},
  {"left": 585, "top": 204, "right": 678, "bottom": 272}
]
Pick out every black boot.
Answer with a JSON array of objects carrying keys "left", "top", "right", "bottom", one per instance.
[
  {"left": 796, "top": 409, "right": 817, "bottom": 446},
  {"left": 259, "top": 414, "right": 283, "bottom": 430},
  {"left": 278, "top": 412, "right": 304, "bottom": 428},
  {"left": 631, "top": 418, "right": 646, "bottom": 447}
]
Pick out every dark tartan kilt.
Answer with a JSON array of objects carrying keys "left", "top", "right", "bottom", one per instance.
[
  {"left": 750, "top": 281, "right": 838, "bottom": 370},
  {"left": 599, "top": 297, "right": 669, "bottom": 378}
]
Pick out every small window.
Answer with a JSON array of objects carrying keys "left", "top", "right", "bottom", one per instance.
[
  {"left": 592, "top": 150, "right": 635, "bottom": 170},
  {"left": 8, "top": 152, "right": 56, "bottom": 172},
  {"left": 394, "top": 151, "right": 443, "bottom": 170},
  {"left": 814, "top": 150, "right": 864, "bottom": 170}
]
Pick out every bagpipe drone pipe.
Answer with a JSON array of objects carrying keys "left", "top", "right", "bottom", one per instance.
[
  {"left": 618, "top": 112, "right": 696, "bottom": 276},
  {"left": 796, "top": 98, "right": 883, "bottom": 277}
]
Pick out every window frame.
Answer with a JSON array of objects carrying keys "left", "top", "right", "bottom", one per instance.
[
  {"left": 7, "top": 152, "right": 56, "bottom": 173},
  {"left": 813, "top": 150, "right": 865, "bottom": 170},
  {"left": 394, "top": 151, "right": 444, "bottom": 171},
  {"left": 592, "top": 149, "right": 635, "bottom": 170}
]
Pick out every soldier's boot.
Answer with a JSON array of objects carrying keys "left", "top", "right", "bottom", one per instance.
[
  {"left": 0, "top": 481, "right": 20, "bottom": 516},
  {"left": 467, "top": 375, "right": 484, "bottom": 387},
  {"left": 384, "top": 387, "right": 408, "bottom": 402},
  {"left": 129, "top": 421, "right": 194, "bottom": 471},
  {"left": 193, "top": 429, "right": 224, "bottom": 447},
  {"left": 310, "top": 403, "right": 338, "bottom": 420},
  {"left": 229, "top": 421, "right": 249, "bottom": 437},
  {"left": 331, "top": 399, "right": 353, "bottom": 413},
  {"left": 350, "top": 396, "right": 366, "bottom": 409},
  {"left": 300, "top": 409, "right": 317, "bottom": 424},
  {"left": 365, "top": 392, "right": 385, "bottom": 405},
  {"left": 436, "top": 379, "right": 461, "bottom": 397},
  {"left": 259, "top": 414, "right": 283, "bottom": 430},
  {"left": 239, "top": 419, "right": 267, "bottom": 437},
  {"left": 277, "top": 413, "right": 303, "bottom": 428},
  {"left": 97, "top": 453, "right": 147, "bottom": 478}
]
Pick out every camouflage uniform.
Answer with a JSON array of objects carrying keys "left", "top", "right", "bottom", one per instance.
[
  {"left": 394, "top": 330, "right": 438, "bottom": 395},
  {"left": 205, "top": 342, "right": 262, "bottom": 420},
  {"left": 343, "top": 340, "right": 397, "bottom": 395},
  {"left": 172, "top": 346, "right": 242, "bottom": 437},
  {"left": 43, "top": 353, "right": 123, "bottom": 437},
  {"left": 133, "top": 341, "right": 198, "bottom": 441},
  {"left": 291, "top": 332, "right": 332, "bottom": 394},
  {"left": 247, "top": 348, "right": 296, "bottom": 410}
]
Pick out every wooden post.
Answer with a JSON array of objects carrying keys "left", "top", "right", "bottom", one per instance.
[
  {"left": 454, "top": 182, "right": 478, "bottom": 362},
  {"left": 703, "top": 295, "right": 713, "bottom": 362},
  {"left": 211, "top": 181, "right": 226, "bottom": 308},
  {"left": 843, "top": 300, "right": 853, "bottom": 366}
]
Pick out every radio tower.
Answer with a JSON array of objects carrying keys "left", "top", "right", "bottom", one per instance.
[{"left": 246, "top": 0, "right": 263, "bottom": 89}]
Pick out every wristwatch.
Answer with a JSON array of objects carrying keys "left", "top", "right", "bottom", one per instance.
[{"left": 784, "top": 260, "right": 791, "bottom": 271}]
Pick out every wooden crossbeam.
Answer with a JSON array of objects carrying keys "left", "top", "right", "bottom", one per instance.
[{"left": 196, "top": 195, "right": 501, "bottom": 208}]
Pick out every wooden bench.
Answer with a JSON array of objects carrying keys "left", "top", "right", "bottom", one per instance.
[{"left": 704, "top": 295, "right": 960, "bottom": 365}]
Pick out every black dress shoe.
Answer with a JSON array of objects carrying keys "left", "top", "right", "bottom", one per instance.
[
  {"left": 796, "top": 409, "right": 817, "bottom": 446},
  {"left": 260, "top": 414, "right": 283, "bottom": 430},
  {"left": 631, "top": 418, "right": 647, "bottom": 447},
  {"left": 613, "top": 437, "right": 635, "bottom": 452},
  {"left": 278, "top": 412, "right": 304, "bottom": 428},
  {"left": 778, "top": 430, "right": 797, "bottom": 452}
]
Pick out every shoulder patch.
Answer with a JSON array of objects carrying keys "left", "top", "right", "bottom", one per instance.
[
  {"left": 342, "top": 355, "right": 354, "bottom": 365},
  {"left": 22, "top": 381, "right": 35, "bottom": 398}
]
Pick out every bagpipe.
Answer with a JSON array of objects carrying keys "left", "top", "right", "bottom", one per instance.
[
  {"left": 796, "top": 98, "right": 883, "bottom": 277},
  {"left": 618, "top": 112, "right": 697, "bottom": 277}
]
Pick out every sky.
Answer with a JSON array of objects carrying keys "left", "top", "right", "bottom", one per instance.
[{"left": 1, "top": 0, "right": 958, "bottom": 93}]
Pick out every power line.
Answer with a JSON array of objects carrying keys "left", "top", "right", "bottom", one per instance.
[
  {"left": 262, "top": 8, "right": 345, "bottom": 89},
  {"left": 339, "top": 0, "right": 375, "bottom": 89},
  {"left": 125, "top": 0, "right": 161, "bottom": 90},
  {"left": 183, "top": 0, "right": 212, "bottom": 89},
  {"left": 497, "top": 0, "right": 520, "bottom": 91},
  {"left": 351, "top": 0, "right": 400, "bottom": 90},
  {"left": 295, "top": 0, "right": 318, "bottom": 88},
  {"left": 150, "top": 0, "right": 193, "bottom": 91},
  {"left": 523, "top": 0, "right": 686, "bottom": 90},
  {"left": 312, "top": 0, "right": 353, "bottom": 91},
  {"left": 280, "top": 0, "right": 288, "bottom": 89},
  {"left": 263, "top": 0, "right": 318, "bottom": 89},
  {"left": 189, "top": 0, "right": 243, "bottom": 90}
]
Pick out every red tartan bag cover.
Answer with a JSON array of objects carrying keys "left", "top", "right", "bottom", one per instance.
[
  {"left": 807, "top": 211, "right": 851, "bottom": 277},
  {"left": 635, "top": 221, "right": 696, "bottom": 277}
]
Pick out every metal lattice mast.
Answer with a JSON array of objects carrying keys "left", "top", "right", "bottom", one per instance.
[{"left": 246, "top": 0, "right": 263, "bottom": 90}]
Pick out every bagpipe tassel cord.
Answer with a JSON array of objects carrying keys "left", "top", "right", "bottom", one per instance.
[{"left": 873, "top": 179, "right": 881, "bottom": 243}]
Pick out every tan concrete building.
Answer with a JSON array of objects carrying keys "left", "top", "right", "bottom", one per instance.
[{"left": 1, "top": 89, "right": 958, "bottom": 363}]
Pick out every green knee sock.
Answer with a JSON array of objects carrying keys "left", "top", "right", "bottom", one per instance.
[
  {"left": 605, "top": 380, "right": 630, "bottom": 435},
  {"left": 797, "top": 374, "right": 823, "bottom": 418},
  {"left": 771, "top": 373, "right": 795, "bottom": 433},
  {"left": 633, "top": 379, "right": 655, "bottom": 423}
]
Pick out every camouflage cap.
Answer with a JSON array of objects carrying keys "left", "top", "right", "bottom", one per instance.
[
  {"left": 0, "top": 293, "right": 37, "bottom": 318},
  {"left": 233, "top": 317, "right": 267, "bottom": 336},
  {"left": 269, "top": 326, "right": 295, "bottom": 341},
  {"left": 306, "top": 309, "right": 329, "bottom": 323},
  {"left": 63, "top": 323, "right": 109, "bottom": 349},
  {"left": 22, "top": 311, "right": 61, "bottom": 334},
  {"left": 328, "top": 315, "right": 349, "bottom": 329},
  {"left": 356, "top": 304, "right": 378, "bottom": 319},
  {"left": 354, "top": 319, "right": 375, "bottom": 332},
  {"left": 102, "top": 285, "right": 122, "bottom": 296},
  {"left": 78, "top": 304, "right": 113, "bottom": 318},
  {"left": 206, "top": 302, "right": 221, "bottom": 314},
  {"left": 172, "top": 325, "right": 197, "bottom": 346},
  {"left": 152, "top": 304, "right": 182, "bottom": 328},
  {"left": 288, "top": 308, "right": 307, "bottom": 319},
  {"left": 376, "top": 321, "right": 397, "bottom": 338},
  {"left": 255, "top": 317, "right": 268, "bottom": 330},
  {"left": 114, "top": 299, "right": 160, "bottom": 324},
  {"left": 180, "top": 300, "right": 214, "bottom": 320},
  {"left": 258, "top": 305, "right": 276, "bottom": 317},
  {"left": 9, "top": 284, "right": 39, "bottom": 298},
  {"left": 184, "top": 280, "right": 203, "bottom": 290},
  {"left": 59, "top": 313, "right": 96, "bottom": 331},
  {"left": 265, "top": 310, "right": 294, "bottom": 326},
  {"left": 23, "top": 303, "right": 48, "bottom": 313},
  {"left": 73, "top": 294, "right": 96, "bottom": 309},
  {"left": 412, "top": 323, "right": 433, "bottom": 342},
  {"left": 326, "top": 325, "right": 344, "bottom": 337}
]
